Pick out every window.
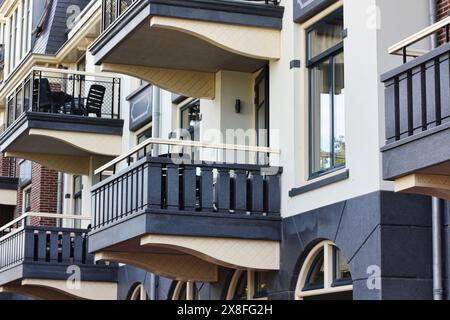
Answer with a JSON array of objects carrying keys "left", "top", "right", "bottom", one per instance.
[
  {"left": 137, "top": 127, "right": 152, "bottom": 160},
  {"left": 226, "top": 270, "right": 269, "bottom": 300},
  {"left": 295, "top": 241, "right": 352, "bottom": 300},
  {"left": 22, "top": 0, "right": 31, "bottom": 56},
  {"left": 180, "top": 100, "right": 201, "bottom": 141},
  {"left": 255, "top": 66, "right": 269, "bottom": 165},
  {"left": 307, "top": 9, "right": 345, "bottom": 177},
  {"left": 14, "top": 8, "right": 19, "bottom": 65},
  {"left": 23, "top": 186, "right": 31, "bottom": 213},
  {"left": 171, "top": 281, "right": 200, "bottom": 300},
  {"left": 19, "top": 160, "right": 32, "bottom": 187},
  {"left": 128, "top": 283, "right": 148, "bottom": 300},
  {"left": 6, "top": 2, "right": 32, "bottom": 75},
  {"left": 8, "top": 14, "right": 14, "bottom": 73}
]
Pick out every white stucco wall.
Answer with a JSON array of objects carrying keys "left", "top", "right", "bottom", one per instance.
[
  {"left": 275, "top": 0, "right": 430, "bottom": 218},
  {"left": 73, "top": 0, "right": 432, "bottom": 222}
]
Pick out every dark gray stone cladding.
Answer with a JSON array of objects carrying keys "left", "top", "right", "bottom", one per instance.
[{"left": 116, "top": 191, "right": 443, "bottom": 300}]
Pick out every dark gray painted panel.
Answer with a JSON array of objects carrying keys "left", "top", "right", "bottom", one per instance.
[
  {"left": 88, "top": 209, "right": 281, "bottom": 253},
  {"left": 276, "top": 191, "right": 433, "bottom": 300},
  {"left": 382, "top": 121, "right": 450, "bottom": 179},
  {"left": 384, "top": 80, "right": 397, "bottom": 142},
  {"left": 129, "top": 85, "right": 153, "bottom": 132},
  {"left": 0, "top": 112, "right": 124, "bottom": 152},
  {"left": 0, "top": 177, "right": 19, "bottom": 190},
  {"left": 293, "top": 0, "right": 337, "bottom": 23},
  {"left": 289, "top": 170, "right": 349, "bottom": 197}
]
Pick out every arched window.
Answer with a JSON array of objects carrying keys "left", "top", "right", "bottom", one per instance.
[
  {"left": 128, "top": 283, "right": 148, "bottom": 300},
  {"left": 295, "top": 241, "right": 353, "bottom": 300},
  {"left": 171, "top": 281, "right": 200, "bottom": 300},
  {"left": 226, "top": 270, "right": 268, "bottom": 300}
]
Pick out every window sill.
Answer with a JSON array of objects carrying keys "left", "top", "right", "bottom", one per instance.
[{"left": 289, "top": 169, "right": 349, "bottom": 198}]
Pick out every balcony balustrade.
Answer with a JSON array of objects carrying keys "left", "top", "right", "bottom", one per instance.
[
  {"left": 88, "top": 138, "right": 282, "bottom": 278},
  {"left": 0, "top": 213, "right": 117, "bottom": 300},
  {"left": 381, "top": 16, "right": 450, "bottom": 199},
  {"left": 6, "top": 68, "right": 121, "bottom": 127}
]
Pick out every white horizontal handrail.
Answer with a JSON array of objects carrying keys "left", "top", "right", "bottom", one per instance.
[
  {"left": 0, "top": 213, "right": 91, "bottom": 234},
  {"left": 95, "top": 137, "right": 281, "bottom": 175},
  {"left": 31, "top": 66, "right": 121, "bottom": 80},
  {"left": 389, "top": 16, "right": 450, "bottom": 55}
]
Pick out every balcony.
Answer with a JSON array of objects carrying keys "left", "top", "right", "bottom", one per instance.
[
  {"left": 0, "top": 68, "right": 124, "bottom": 175},
  {"left": 381, "top": 16, "right": 450, "bottom": 199},
  {"left": 89, "top": 138, "right": 282, "bottom": 282},
  {"left": 91, "top": 0, "right": 284, "bottom": 98},
  {"left": 0, "top": 213, "right": 117, "bottom": 300}
]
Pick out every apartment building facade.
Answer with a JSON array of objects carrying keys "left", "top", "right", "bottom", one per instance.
[{"left": 0, "top": 0, "right": 449, "bottom": 301}]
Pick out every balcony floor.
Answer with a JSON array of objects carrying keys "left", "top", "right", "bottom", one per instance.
[
  {"left": 0, "top": 112, "right": 124, "bottom": 175},
  {"left": 91, "top": 0, "right": 284, "bottom": 98}
]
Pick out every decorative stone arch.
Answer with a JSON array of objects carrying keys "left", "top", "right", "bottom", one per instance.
[
  {"left": 294, "top": 240, "right": 353, "bottom": 300},
  {"left": 127, "top": 282, "right": 148, "bottom": 300}
]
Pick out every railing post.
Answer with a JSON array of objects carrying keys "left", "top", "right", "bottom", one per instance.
[
  {"left": 166, "top": 163, "right": 180, "bottom": 210},
  {"left": 233, "top": 169, "right": 247, "bottom": 214},
  {"left": 78, "top": 75, "right": 83, "bottom": 116},
  {"left": 265, "top": 173, "right": 281, "bottom": 216},
  {"left": 49, "top": 231, "right": 59, "bottom": 263},
  {"left": 36, "top": 71, "right": 42, "bottom": 112},
  {"left": 116, "top": 78, "right": 121, "bottom": 119},
  {"left": 73, "top": 233, "right": 84, "bottom": 264},
  {"left": 23, "top": 229, "right": 34, "bottom": 262},
  {"left": 200, "top": 167, "right": 214, "bottom": 212},
  {"left": 37, "top": 229, "right": 47, "bottom": 262},
  {"left": 215, "top": 168, "right": 231, "bottom": 213},
  {"left": 182, "top": 165, "right": 197, "bottom": 211},
  {"left": 147, "top": 161, "right": 162, "bottom": 209},
  {"left": 249, "top": 170, "right": 264, "bottom": 214}
]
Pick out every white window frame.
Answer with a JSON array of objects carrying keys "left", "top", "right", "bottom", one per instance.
[
  {"left": 295, "top": 240, "right": 353, "bottom": 300},
  {"left": 129, "top": 283, "right": 147, "bottom": 300},
  {"left": 226, "top": 270, "right": 268, "bottom": 301},
  {"left": 5, "top": 0, "right": 32, "bottom": 77},
  {"left": 22, "top": 184, "right": 32, "bottom": 214},
  {"left": 172, "top": 281, "right": 197, "bottom": 300}
]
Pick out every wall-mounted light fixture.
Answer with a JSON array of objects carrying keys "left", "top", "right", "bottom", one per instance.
[{"left": 235, "top": 99, "right": 241, "bottom": 114}]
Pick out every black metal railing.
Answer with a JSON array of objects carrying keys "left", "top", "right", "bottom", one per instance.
[
  {"left": 92, "top": 156, "right": 282, "bottom": 229},
  {"left": 0, "top": 214, "right": 95, "bottom": 271},
  {"left": 6, "top": 68, "right": 121, "bottom": 127},
  {"left": 0, "top": 227, "right": 94, "bottom": 270},
  {"left": 382, "top": 37, "right": 450, "bottom": 144},
  {"left": 101, "top": 0, "right": 280, "bottom": 31}
]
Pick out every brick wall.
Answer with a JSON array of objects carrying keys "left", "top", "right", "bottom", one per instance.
[
  {"left": 0, "top": 154, "right": 16, "bottom": 177},
  {"left": 15, "top": 161, "right": 58, "bottom": 227},
  {"left": 437, "top": 0, "right": 450, "bottom": 43}
]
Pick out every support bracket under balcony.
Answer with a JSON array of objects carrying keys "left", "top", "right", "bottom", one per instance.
[
  {"left": 395, "top": 174, "right": 450, "bottom": 200},
  {"left": 101, "top": 63, "right": 215, "bottom": 99},
  {"left": 149, "top": 16, "right": 281, "bottom": 61},
  {"left": 95, "top": 251, "right": 218, "bottom": 283},
  {"left": 140, "top": 234, "right": 280, "bottom": 271},
  {"left": 5, "top": 151, "right": 91, "bottom": 176}
]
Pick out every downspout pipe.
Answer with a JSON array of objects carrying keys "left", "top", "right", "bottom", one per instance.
[
  {"left": 152, "top": 86, "right": 161, "bottom": 155},
  {"left": 429, "top": 0, "right": 443, "bottom": 301},
  {"left": 429, "top": 0, "right": 438, "bottom": 49},
  {"left": 150, "top": 86, "right": 161, "bottom": 299},
  {"left": 56, "top": 172, "right": 64, "bottom": 227},
  {"left": 432, "top": 197, "right": 444, "bottom": 300}
]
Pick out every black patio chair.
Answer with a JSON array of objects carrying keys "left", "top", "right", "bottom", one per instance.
[
  {"left": 82, "top": 84, "right": 106, "bottom": 117},
  {"left": 33, "top": 78, "right": 53, "bottom": 112}
]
